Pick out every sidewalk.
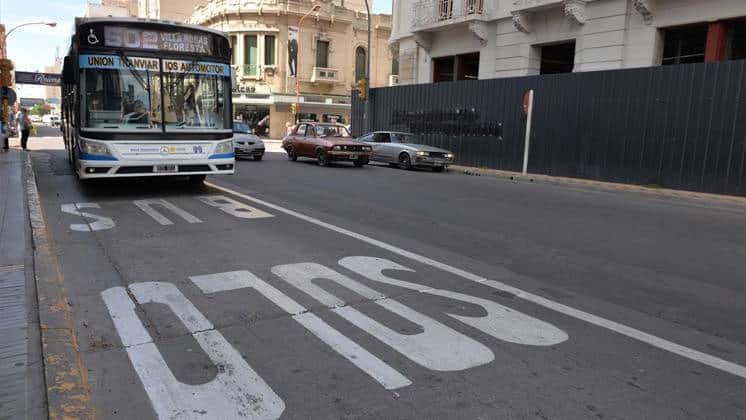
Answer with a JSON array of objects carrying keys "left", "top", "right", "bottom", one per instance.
[{"left": 0, "top": 146, "right": 46, "bottom": 419}]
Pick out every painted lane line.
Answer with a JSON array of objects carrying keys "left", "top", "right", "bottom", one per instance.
[
  {"left": 272, "top": 263, "right": 495, "bottom": 371},
  {"left": 102, "top": 283, "right": 285, "bottom": 419},
  {"left": 339, "top": 256, "right": 568, "bottom": 346},
  {"left": 205, "top": 180, "right": 746, "bottom": 380},
  {"left": 133, "top": 199, "right": 202, "bottom": 225},
  {"left": 190, "top": 270, "right": 412, "bottom": 390}
]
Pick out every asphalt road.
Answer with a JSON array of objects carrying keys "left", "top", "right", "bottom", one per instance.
[{"left": 28, "top": 136, "right": 746, "bottom": 419}]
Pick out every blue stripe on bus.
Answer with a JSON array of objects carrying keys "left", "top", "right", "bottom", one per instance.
[
  {"left": 80, "top": 152, "right": 119, "bottom": 161},
  {"left": 208, "top": 152, "right": 235, "bottom": 159}
]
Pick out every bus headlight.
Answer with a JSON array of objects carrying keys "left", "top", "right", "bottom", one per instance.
[
  {"left": 214, "top": 140, "right": 234, "bottom": 154},
  {"left": 80, "top": 139, "right": 112, "bottom": 156}
]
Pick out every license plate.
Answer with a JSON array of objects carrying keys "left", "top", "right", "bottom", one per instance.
[
  {"left": 349, "top": 154, "right": 357, "bottom": 160},
  {"left": 154, "top": 164, "right": 177, "bottom": 173}
]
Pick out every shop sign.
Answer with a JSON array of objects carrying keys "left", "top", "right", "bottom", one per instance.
[{"left": 232, "top": 84, "right": 271, "bottom": 95}]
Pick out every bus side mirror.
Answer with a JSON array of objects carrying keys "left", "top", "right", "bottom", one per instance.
[{"left": 62, "top": 56, "right": 75, "bottom": 84}]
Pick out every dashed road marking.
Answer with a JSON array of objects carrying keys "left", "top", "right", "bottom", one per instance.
[{"left": 205, "top": 180, "right": 746, "bottom": 380}]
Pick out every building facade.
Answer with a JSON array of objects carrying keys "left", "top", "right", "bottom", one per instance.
[
  {"left": 191, "top": 0, "right": 393, "bottom": 138},
  {"left": 43, "top": 58, "right": 62, "bottom": 113},
  {"left": 391, "top": 0, "right": 746, "bottom": 84}
]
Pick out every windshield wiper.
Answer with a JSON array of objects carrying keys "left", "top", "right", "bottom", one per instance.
[
  {"left": 117, "top": 51, "right": 154, "bottom": 127},
  {"left": 117, "top": 51, "right": 149, "bottom": 91}
]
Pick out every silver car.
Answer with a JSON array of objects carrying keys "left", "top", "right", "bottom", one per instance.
[
  {"left": 359, "top": 131, "right": 454, "bottom": 172},
  {"left": 233, "top": 120, "right": 265, "bottom": 161}
]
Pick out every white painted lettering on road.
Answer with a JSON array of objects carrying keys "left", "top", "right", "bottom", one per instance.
[
  {"left": 190, "top": 270, "right": 412, "bottom": 390},
  {"left": 101, "top": 282, "right": 285, "bottom": 419},
  {"left": 340, "top": 256, "right": 568, "bottom": 346},
  {"left": 198, "top": 195, "right": 273, "bottom": 219},
  {"left": 133, "top": 199, "right": 202, "bottom": 225},
  {"left": 61, "top": 203, "right": 115, "bottom": 232},
  {"left": 272, "top": 263, "right": 495, "bottom": 371},
  {"left": 205, "top": 181, "right": 746, "bottom": 380}
]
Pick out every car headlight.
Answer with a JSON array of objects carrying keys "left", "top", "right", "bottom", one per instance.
[
  {"left": 416, "top": 151, "right": 428, "bottom": 156},
  {"left": 332, "top": 145, "right": 342, "bottom": 151},
  {"left": 80, "top": 139, "right": 112, "bottom": 156},
  {"left": 214, "top": 140, "right": 234, "bottom": 154},
  {"left": 362, "top": 146, "right": 372, "bottom": 151},
  {"left": 445, "top": 153, "right": 454, "bottom": 159}
]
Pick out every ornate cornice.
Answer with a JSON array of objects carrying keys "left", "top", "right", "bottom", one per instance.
[
  {"left": 413, "top": 32, "right": 432, "bottom": 51},
  {"left": 468, "top": 22, "right": 489, "bottom": 46},
  {"left": 511, "top": 11, "right": 531, "bottom": 33},
  {"left": 563, "top": 0, "right": 587, "bottom": 25},
  {"left": 632, "top": 0, "right": 655, "bottom": 24}
]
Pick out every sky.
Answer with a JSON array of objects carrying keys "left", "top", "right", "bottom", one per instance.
[{"left": 1, "top": 0, "right": 392, "bottom": 98}]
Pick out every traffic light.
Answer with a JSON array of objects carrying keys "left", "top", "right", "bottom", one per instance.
[
  {"left": 290, "top": 103, "right": 297, "bottom": 115},
  {"left": 356, "top": 78, "right": 367, "bottom": 101}
]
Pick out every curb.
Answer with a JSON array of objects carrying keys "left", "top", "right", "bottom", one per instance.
[
  {"left": 451, "top": 165, "right": 746, "bottom": 206},
  {"left": 24, "top": 154, "right": 94, "bottom": 419}
]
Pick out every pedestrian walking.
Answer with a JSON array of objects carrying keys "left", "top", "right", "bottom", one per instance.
[{"left": 17, "top": 108, "right": 31, "bottom": 151}]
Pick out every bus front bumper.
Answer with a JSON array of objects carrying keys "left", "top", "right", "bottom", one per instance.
[{"left": 76, "top": 158, "right": 235, "bottom": 179}]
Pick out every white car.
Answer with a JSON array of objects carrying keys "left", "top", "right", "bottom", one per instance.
[
  {"left": 233, "top": 120, "right": 265, "bottom": 160},
  {"left": 30, "top": 115, "right": 42, "bottom": 123},
  {"left": 41, "top": 114, "right": 61, "bottom": 125}
]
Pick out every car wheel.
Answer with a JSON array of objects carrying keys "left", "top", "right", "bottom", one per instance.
[
  {"left": 317, "top": 150, "right": 329, "bottom": 167},
  {"left": 432, "top": 166, "right": 444, "bottom": 172},
  {"left": 398, "top": 153, "right": 412, "bottom": 170},
  {"left": 286, "top": 147, "right": 297, "bottom": 161},
  {"left": 253, "top": 155, "right": 263, "bottom": 161}
]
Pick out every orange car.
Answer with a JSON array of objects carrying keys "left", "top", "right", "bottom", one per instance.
[{"left": 282, "top": 123, "right": 371, "bottom": 167}]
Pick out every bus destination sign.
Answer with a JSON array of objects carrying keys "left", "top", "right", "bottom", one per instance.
[{"left": 100, "top": 26, "right": 213, "bottom": 55}]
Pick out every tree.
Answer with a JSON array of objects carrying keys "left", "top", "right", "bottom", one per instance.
[{"left": 30, "top": 103, "right": 51, "bottom": 116}]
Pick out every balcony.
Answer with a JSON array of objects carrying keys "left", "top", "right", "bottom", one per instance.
[
  {"left": 411, "top": 0, "right": 489, "bottom": 31},
  {"left": 310, "top": 67, "right": 341, "bottom": 84}
]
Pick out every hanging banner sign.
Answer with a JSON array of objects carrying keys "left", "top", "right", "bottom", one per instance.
[
  {"left": 15, "top": 71, "right": 61, "bottom": 86},
  {"left": 162, "top": 59, "right": 230, "bottom": 76},
  {"left": 287, "top": 26, "right": 298, "bottom": 78},
  {"left": 79, "top": 55, "right": 160, "bottom": 71}
]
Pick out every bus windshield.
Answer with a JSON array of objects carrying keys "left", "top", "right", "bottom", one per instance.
[
  {"left": 162, "top": 71, "right": 227, "bottom": 131},
  {"left": 80, "top": 54, "right": 230, "bottom": 132},
  {"left": 81, "top": 55, "right": 161, "bottom": 130}
]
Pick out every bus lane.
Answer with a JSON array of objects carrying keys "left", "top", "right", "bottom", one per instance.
[{"left": 30, "top": 150, "right": 746, "bottom": 420}]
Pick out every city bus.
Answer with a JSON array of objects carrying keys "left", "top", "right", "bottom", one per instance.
[{"left": 60, "top": 17, "right": 234, "bottom": 183}]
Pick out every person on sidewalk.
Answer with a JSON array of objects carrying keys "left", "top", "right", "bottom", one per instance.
[{"left": 16, "top": 108, "right": 31, "bottom": 151}]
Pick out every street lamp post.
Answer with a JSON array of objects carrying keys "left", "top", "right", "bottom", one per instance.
[
  {"left": 1, "top": 21, "right": 57, "bottom": 59},
  {"left": 295, "top": 4, "right": 321, "bottom": 122}
]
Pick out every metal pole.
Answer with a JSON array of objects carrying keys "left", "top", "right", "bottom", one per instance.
[
  {"left": 522, "top": 89, "right": 534, "bottom": 175},
  {"left": 363, "top": 0, "right": 371, "bottom": 134},
  {"left": 2, "top": 21, "right": 57, "bottom": 59}
]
